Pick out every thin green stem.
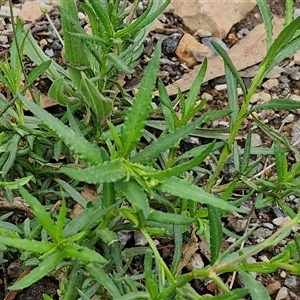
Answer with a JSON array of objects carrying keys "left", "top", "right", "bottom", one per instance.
[{"left": 141, "top": 228, "right": 175, "bottom": 283}]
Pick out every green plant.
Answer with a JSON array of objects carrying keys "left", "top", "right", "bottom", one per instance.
[{"left": 2, "top": 0, "right": 300, "bottom": 299}]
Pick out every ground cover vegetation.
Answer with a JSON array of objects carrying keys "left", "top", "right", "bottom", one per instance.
[{"left": 1, "top": 0, "right": 300, "bottom": 299}]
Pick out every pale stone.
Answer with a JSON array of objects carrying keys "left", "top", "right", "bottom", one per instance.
[
  {"left": 20, "top": 1, "right": 52, "bottom": 22},
  {"left": 175, "top": 33, "right": 214, "bottom": 68},
  {"left": 294, "top": 49, "right": 300, "bottom": 65},
  {"left": 276, "top": 287, "right": 288, "bottom": 300},
  {"left": 0, "top": 5, "right": 20, "bottom": 18},
  {"left": 171, "top": 0, "right": 256, "bottom": 38},
  {"left": 266, "top": 281, "right": 281, "bottom": 295}
]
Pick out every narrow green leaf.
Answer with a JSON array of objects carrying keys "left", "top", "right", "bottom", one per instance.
[
  {"left": 0, "top": 236, "right": 53, "bottom": 253},
  {"left": 148, "top": 210, "right": 193, "bottom": 225},
  {"left": 48, "top": 77, "right": 71, "bottom": 105},
  {"left": 27, "top": 61, "right": 52, "bottom": 86},
  {"left": 63, "top": 261, "right": 82, "bottom": 300},
  {"left": 211, "top": 40, "right": 246, "bottom": 98},
  {"left": 274, "top": 139, "right": 287, "bottom": 183},
  {"left": 147, "top": 141, "right": 215, "bottom": 179},
  {"left": 0, "top": 175, "right": 33, "bottom": 189},
  {"left": 132, "top": 109, "right": 232, "bottom": 164},
  {"left": 19, "top": 95, "right": 103, "bottom": 164},
  {"left": 203, "top": 288, "right": 249, "bottom": 300},
  {"left": 158, "top": 177, "right": 243, "bottom": 212},
  {"left": 225, "top": 63, "right": 239, "bottom": 131},
  {"left": 19, "top": 186, "right": 57, "bottom": 240},
  {"left": 63, "top": 244, "right": 107, "bottom": 264},
  {"left": 256, "top": 0, "right": 273, "bottom": 49},
  {"left": 63, "top": 201, "right": 121, "bottom": 237},
  {"left": 144, "top": 250, "right": 158, "bottom": 298},
  {"left": 208, "top": 205, "right": 222, "bottom": 264},
  {"left": 9, "top": 252, "right": 65, "bottom": 290},
  {"left": 79, "top": 76, "right": 113, "bottom": 122},
  {"left": 238, "top": 269, "right": 270, "bottom": 300},
  {"left": 117, "top": 179, "right": 150, "bottom": 219},
  {"left": 59, "top": 159, "right": 126, "bottom": 184},
  {"left": 86, "top": 263, "right": 122, "bottom": 298},
  {"left": 241, "top": 129, "right": 253, "bottom": 173},
  {"left": 55, "top": 198, "right": 67, "bottom": 241},
  {"left": 248, "top": 99, "right": 300, "bottom": 114},
  {"left": 114, "top": 0, "right": 170, "bottom": 38},
  {"left": 284, "top": 0, "right": 294, "bottom": 26},
  {"left": 171, "top": 225, "right": 183, "bottom": 275},
  {"left": 106, "top": 53, "right": 131, "bottom": 74},
  {"left": 119, "top": 43, "right": 161, "bottom": 157},
  {"left": 2, "top": 133, "right": 20, "bottom": 177}
]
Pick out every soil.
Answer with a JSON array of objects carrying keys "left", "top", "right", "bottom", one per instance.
[{"left": 1, "top": 1, "right": 300, "bottom": 299}]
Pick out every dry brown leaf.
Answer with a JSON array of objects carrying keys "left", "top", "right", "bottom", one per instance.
[{"left": 162, "top": 17, "right": 283, "bottom": 96}]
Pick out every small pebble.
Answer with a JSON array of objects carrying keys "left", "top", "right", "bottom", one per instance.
[
  {"left": 45, "top": 48, "right": 54, "bottom": 57},
  {"left": 195, "top": 29, "right": 211, "bottom": 38},
  {"left": 251, "top": 133, "right": 262, "bottom": 147},
  {"left": 284, "top": 276, "right": 298, "bottom": 288},
  {"left": 252, "top": 227, "right": 272, "bottom": 240},
  {"left": 134, "top": 231, "right": 147, "bottom": 246},
  {"left": 266, "top": 281, "right": 281, "bottom": 295},
  {"left": 280, "top": 271, "right": 287, "bottom": 278},
  {"left": 276, "top": 287, "right": 288, "bottom": 300},
  {"left": 214, "top": 84, "right": 227, "bottom": 91},
  {"left": 51, "top": 41, "right": 62, "bottom": 50},
  {"left": 263, "top": 222, "right": 274, "bottom": 230},
  {"left": 262, "top": 78, "right": 279, "bottom": 90},
  {"left": 162, "top": 33, "right": 182, "bottom": 56},
  {"left": 201, "top": 92, "right": 213, "bottom": 101}
]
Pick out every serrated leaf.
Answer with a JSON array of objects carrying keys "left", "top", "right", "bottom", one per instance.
[
  {"left": 19, "top": 94, "right": 103, "bottom": 164},
  {"left": 59, "top": 159, "right": 126, "bottom": 184},
  {"left": 63, "top": 243, "right": 107, "bottom": 264},
  {"left": 158, "top": 177, "right": 243, "bottom": 213},
  {"left": 208, "top": 205, "right": 222, "bottom": 264},
  {"left": 256, "top": 0, "right": 273, "bottom": 49},
  {"left": 10, "top": 252, "right": 65, "bottom": 290},
  {"left": 0, "top": 236, "right": 53, "bottom": 253},
  {"left": 119, "top": 44, "right": 161, "bottom": 157},
  {"left": 238, "top": 269, "right": 270, "bottom": 300}
]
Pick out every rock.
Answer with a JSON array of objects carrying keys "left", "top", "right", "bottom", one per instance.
[
  {"left": 134, "top": 231, "right": 147, "bottom": 246},
  {"left": 262, "top": 78, "right": 279, "bottom": 90},
  {"left": 171, "top": 0, "right": 256, "bottom": 38},
  {"left": 252, "top": 227, "right": 272, "bottom": 241},
  {"left": 0, "top": 35, "right": 8, "bottom": 44},
  {"left": 186, "top": 253, "right": 204, "bottom": 270},
  {"left": 258, "top": 91, "right": 271, "bottom": 104},
  {"left": 284, "top": 276, "right": 298, "bottom": 289},
  {"left": 151, "top": 19, "right": 164, "bottom": 32},
  {"left": 273, "top": 216, "right": 291, "bottom": 227},
  {"left": 175, "top": 33, "right": 214, "bottom": 68},
  {"left": 20, "top": 1, "right": 52, "bottom": 22},
  {"left": 162, "top": 33, "right": 182, "bottom": 56},
  {"left": 251, "top": 133, "right": 262, "bottom": 147},
  {"left": 0, "top": 5, "right": 21, "bottom": 18},
  {"left": 201, "top": 92, "right": 213, "bottom": 101},
  {"left": 291, "top": 120, "right": 300, "bottom": 149},
  {"left": 215, "top": 84, "right": 227, "bottom": 91},
  {"left": 51, "top": 41, "right": 62, "bottom": 50},
  {"left": 194, "top": 29, "right": 212, "bottom": 38},
  {"left": 45, "top": 48, "right": 54, "bottom": 57},
  {"left": 294, "top": 49, "right": 300, "bottom": 65},
  {"left": 266, "top": 66, "right": 284, "bottom": 78},
  {"left": 276, "top": 287, "right": 289, "bottom": 300},
  {"left": 266, "top": 281, "right": 281, "bottom": 296}
]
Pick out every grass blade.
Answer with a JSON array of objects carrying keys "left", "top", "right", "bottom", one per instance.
[
  {"left": 208, "top": 205, "right": 222, "bottom": 265},
  {"left": 10, "top": 252, "right": 65, "bottom": 290},
  {"left": 256, "top": 0, "right": 273, "bottom": 49}
]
